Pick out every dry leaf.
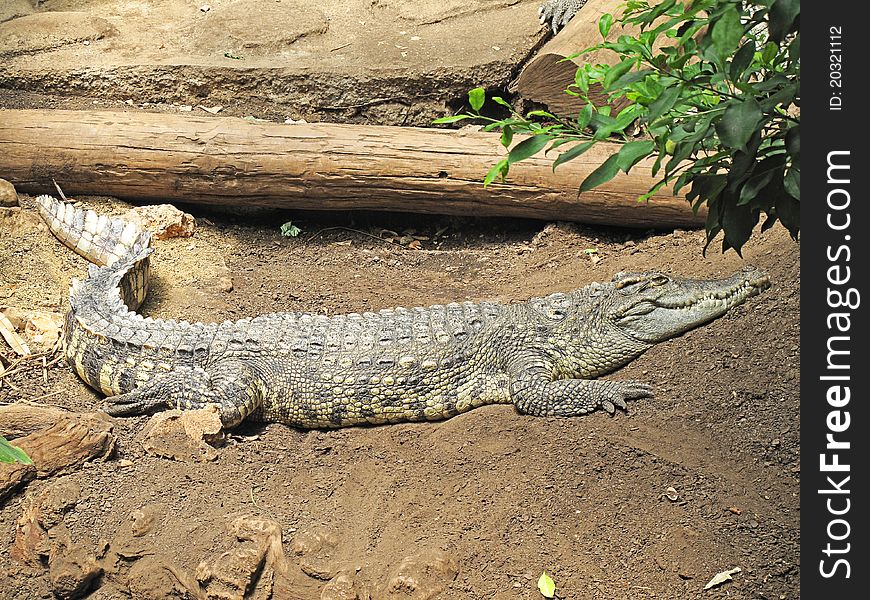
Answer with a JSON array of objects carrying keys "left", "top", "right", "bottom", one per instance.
[
  {"left": 537, "top": 572, "right": 555, "bottom": 598},
  {"left": 704, "top": 566, "right": 741, "bottom": 590}
]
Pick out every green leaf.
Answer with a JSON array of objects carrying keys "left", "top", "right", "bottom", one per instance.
[
  {"left": 468, "top": 87, "right": 486, "bottom": 111},
  {"left": 579, "top": 153, "right": 621, "bottom": 192},
  {"left": 508, "top": 134, "right": 551, "bottom": 164},
  {"left": 491, "top": 96, "right": 512, "bottom": 109},
  {"left": 785, "top": 125, "right": 800, "bottom": 162},
  {"left": 604, "top": 59, "right": 636, "bottom": 92},
  {"left": 775, "top": 190, "right": 800, "bottom": 238},
  {"left": 769, "top": 0, "right": 800, "bottom": 43},
  {"left": 574, "top": 68, "right": 589, "bottom": 94},
  {"left": 616, "top": 140, "right": 655, "bottom": 173},
  {"left": 552, "top": 141, "right": 596, "bottom": 171},
  {"left": 537, "top": 572, "right": 556, "bottom": 598},
  {"left": 432, "top": 114, "right": 471, "bottom": 124},
  {"left": 526, "top": 110, "right": 557, "bottom": 119},
  {"left": 783, "top": 166, "right": 800, "bottom": 200},
  {"left": 280, "top": 222, "right": 301, "bottom": 237},
  {"left": 711, "top": 6, "right": 744, "bottom": 58},
  {"left": 761, "top": 42, "right": 779, "bottom": 65},
  {"left": 483, "top": 158, "right": 509, "bottom": 187},
  {"left": 730, "top": 40, "right": 756, "bottom": 82},
  {"left": 576, "top": 103, "right": 595, "bottom": 130},
  {"left": 721, "top": 199, "right": 757, "bottom": 256},
  {"left": 610, "top": 69, "right": 655, "bottom": 90},
  {"left": 645, "top": 85, "right": 681, "bottom": 123},
  {"left": 500, "top": 125, "right": 514, "bottom": 149},
  {"left": 738, "top": 168, "right": 777, "bottom": 206},
  {"left": 599, "top": 13, "right": 614, "bottom": 38},
  {"left": 0, "top": 436, "right": 33, "bottom": 465},
  {"left": 715, "top": 99, "right": 763, "bottom": 151}
]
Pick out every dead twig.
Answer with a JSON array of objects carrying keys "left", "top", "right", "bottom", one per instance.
[
  {"left": 0, "top": 313, "right": 30, "bottom": 356},
  {"left": 303, "top": 226, "right": 407, "bottom": 248}
]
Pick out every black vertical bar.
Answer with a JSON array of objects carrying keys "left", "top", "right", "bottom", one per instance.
[{"left": 802, "top": 3, "right": 868, "bottom": 597}]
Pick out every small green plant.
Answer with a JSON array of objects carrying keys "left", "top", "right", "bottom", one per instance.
[
  {"left": 280, "top": 221, "right": 302, "bottom": 238},
  {"left": 0, "top": 435, "right": 33, "bottom": 465},
  {"left": 436, "top": 0, "right": 799, "bottom": 254}
]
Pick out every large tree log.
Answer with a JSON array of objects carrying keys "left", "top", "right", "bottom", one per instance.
[
  {"left": 512, "top": 0, "right": 637, "bottom": 117},
  {"left": 0, "top": 109, "right": 703, "bottom": 228}
]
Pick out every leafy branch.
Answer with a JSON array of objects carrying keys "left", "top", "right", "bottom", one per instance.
[{"left": 435, "top": 0, "right": 799, "bottom": 254}]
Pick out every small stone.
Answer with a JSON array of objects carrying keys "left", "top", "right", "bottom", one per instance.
[
  {"left": 216, "top": 277, "right": 233, "bottom": 293},
  {"left": 117, "top": 459, "right": 134, "bottom": 468},
  {"left": 24, "top": 311, "right": 64, "bottom": 347},
  {"left": 124, "top": 204, "right": 195, "bottom": 240},
  {"left": 0, "top": 178, "right": 18, "bottom": 207}
]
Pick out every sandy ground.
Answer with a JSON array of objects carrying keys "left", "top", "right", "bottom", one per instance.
[{"left": 1, "top": 195, "right": 799, "bottom": 599}]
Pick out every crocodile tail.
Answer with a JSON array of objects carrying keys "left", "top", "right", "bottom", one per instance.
[
  {"left": 36, "top": 195, "right": 153, "bottom": 311},
  {"left": 35, "top": 195, "right": 152, "bottom": 267}
]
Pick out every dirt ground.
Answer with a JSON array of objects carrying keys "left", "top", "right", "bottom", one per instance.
[
  {"left": 1, "top": 1, "right": 799, "bottom": 599},
  {"left": 1, "top": 195, "right": 800, "bottom": 599}
]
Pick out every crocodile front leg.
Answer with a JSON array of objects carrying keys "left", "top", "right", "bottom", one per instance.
[
  {"left": 507, "top": 353, "right": 653, "bottom": 417},
  {"left": 102, "top": 359, "right": 264, "bottom": 428}
]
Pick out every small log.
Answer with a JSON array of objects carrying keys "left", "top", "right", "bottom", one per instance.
[
  {"left": 512, "top": 0, "right": 638, "bottom": 117},
  {"left": 14, "top": 414, "right": 116, "bottom": 477},
  {"left": 0, "top": 461, "right": 36, "bottom": 503},
  {"left": 0, "top": 402, "right": 71, "bottom": 438},
  {"left": 0, "top": 109, "right": 704, "bottom": 229}
]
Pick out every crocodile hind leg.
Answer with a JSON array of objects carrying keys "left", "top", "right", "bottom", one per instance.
[
  {"left": 102, "top": 360, "right": 264, "bottom": 428},
  {"left": 507, "top": 356, "right": 653, "bottom": 417}
]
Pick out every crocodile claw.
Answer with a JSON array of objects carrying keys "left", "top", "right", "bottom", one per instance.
[{"left": 539, "top": 0, "right": 586, "bottom": 33}]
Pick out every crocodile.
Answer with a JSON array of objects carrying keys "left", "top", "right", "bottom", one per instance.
[
  {"left": 539, "top": 0, "right": 588, "bottom": 33},
  {"left": 35, "top": 194, "right": 770, "bottom": 429}
]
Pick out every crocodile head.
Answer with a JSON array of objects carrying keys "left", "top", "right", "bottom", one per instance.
[{"left": 605, "top": 266, "right": 770, "bottom": 344}]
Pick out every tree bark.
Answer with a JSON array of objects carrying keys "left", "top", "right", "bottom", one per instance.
[
  {"left": 511, "top": 0, "right": 636, "bottom": 117},
  {"left": 0, "top": 109, "right": 703, "bottom": 228}
]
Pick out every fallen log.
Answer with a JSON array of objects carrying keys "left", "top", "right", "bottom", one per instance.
[
  {"left": 0, "top": 108, "right": 704, "bottom": 228},
  {"left": 511, "top": 0, "right": 639, "bottom": 117}
]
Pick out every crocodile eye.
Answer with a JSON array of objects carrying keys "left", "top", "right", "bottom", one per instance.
[{"left": 651, "top": 275, "right": 669, "bottom": 286}]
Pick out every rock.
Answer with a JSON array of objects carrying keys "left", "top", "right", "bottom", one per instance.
[
  {"left": 191, "top": 1, "right": 327, "bottom": 51},
  {"left": 0, "top": 12, "right": 117, "bottom": 56},
  {"left": 0, "top": 178, "right": 18, "bottom": 207},
  {"left": 383, "top": 550, "right": 459, "bottom": 599},
  {"left": 24, "top": 310, "right": 64, "bottom": 347},
  {"left": 124, "top": 204, "right": 196, "bottom": 240},
  {"left": 48, "top": 544, "right": 103, "bottom": 599},
  {"left": 292, "top": 528, "right": 341, "bottom": 580},
  {"left": 322, "top": 572, "right": 369, "bottom": 600},
  {"left": 127, "top": 557, "right": 190, "bottom": 600},
  {"left": 217, "top": 276, "right": 234, "bottom": 293},
  {"left": 11, "top": 480, "right": 81, "bottom": 565},
  {"left": 196, "top": 516, "right": 286, "bottom": 600},
  {"left": 138, "top": 406, "right": 224, "bottom": 462},
  {"left": 0, "top": 0, "right": 33, "bottom": 25}
]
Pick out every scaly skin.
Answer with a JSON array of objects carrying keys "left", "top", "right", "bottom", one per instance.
[
  {"left": 539, "top": 0, "right": 588, "bottom": 33},
  {"left": 36, "top": 195, "right": 770, "bottom": 429}
]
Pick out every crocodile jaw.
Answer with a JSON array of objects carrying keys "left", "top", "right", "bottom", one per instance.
[{"left": 613, "top": 267, "right": 770, "bottom": 344}]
